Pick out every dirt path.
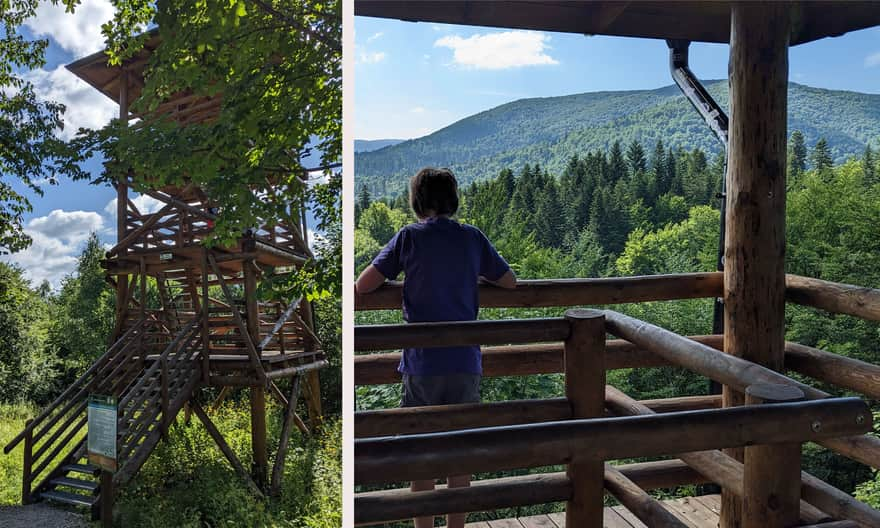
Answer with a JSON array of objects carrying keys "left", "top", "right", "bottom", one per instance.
[{"left": 0, "top": 503, "right": 88, "bottom": 528}]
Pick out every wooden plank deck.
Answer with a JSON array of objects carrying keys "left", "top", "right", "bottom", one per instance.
[{"left": 465, "top": 494, "right": 721, "bottom": 528}]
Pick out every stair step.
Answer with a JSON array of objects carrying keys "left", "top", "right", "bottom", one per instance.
[
  {"left": 39, "top": 489, "right": 97, "bottom": 508},
  {"left": 50, "top": 476, "right": 99, "bottom": 493},
  {"left": 62, "top": 463, "right": 100, "bottom": 477}
]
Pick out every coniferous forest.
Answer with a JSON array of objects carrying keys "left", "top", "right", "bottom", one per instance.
[{"left": 354, "top": 133, "right": 880, "bottom": 519}]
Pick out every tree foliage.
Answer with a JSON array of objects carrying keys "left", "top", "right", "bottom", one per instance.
[
  {"left": 75, "top": 0, "right": 342, "bottom": 300},
  {"left": 0, "top": 0, "right": 86, "bottom": 254}
]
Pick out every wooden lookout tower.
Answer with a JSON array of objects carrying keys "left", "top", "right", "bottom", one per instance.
[
  {"left": 3, "top": 31, "right": 328, "bottom": 524},
  {"left": 354, "top": 2, "right": 880, "bottom": 528}
]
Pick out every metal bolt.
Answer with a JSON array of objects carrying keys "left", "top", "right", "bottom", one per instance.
[
  {"left": 857, "top": 414, "right": 866, "bottom": 425},
  {"left": 811, "top": 420, "right": 822, "bottom": 433}
]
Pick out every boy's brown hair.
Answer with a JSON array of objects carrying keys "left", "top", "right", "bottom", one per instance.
[{"left": 409, "top": 167, "right": 459, "bottom": 218}]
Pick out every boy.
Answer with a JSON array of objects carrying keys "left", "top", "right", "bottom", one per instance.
[{"left": 356, "top": 167, "right": 516, "bottom": 528}]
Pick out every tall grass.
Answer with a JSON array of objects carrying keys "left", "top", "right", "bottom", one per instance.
[{"left": 0, "top": 403, "right": 36, "bottom": 506}]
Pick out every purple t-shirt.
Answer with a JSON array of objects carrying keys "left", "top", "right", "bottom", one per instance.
[{"left": 371, "top": 217, "right": 510, "bottom": 375}]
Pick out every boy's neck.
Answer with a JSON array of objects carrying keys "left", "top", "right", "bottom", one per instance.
[{"left": 418, "top": 212, "right": 451, "bottom": 222}]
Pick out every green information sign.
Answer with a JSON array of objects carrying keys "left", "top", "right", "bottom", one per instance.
[{"left": 88, "top": 395, "right": 117, "bottom": 472}]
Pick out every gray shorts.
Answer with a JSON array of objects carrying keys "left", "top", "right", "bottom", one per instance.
[{"left": 401, "top": 373, "right": 482, "bottom": 407}]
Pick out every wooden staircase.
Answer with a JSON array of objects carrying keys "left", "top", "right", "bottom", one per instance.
[{"left": 3, "top": 313, "right": 204, "bottom": 517}]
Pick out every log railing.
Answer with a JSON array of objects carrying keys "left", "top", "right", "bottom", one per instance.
[
  {"left": 354, "top": 273, "right": 880, "bottom": 527},
  {"left": 355, "top": 271, "right": 724, "bottom": 311}
]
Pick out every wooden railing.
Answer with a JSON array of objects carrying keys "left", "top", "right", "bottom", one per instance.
[
  {"left": 3, "top": 318, "right": 154, "bottom": 503},
  {"left": 354, "top": 272, "right": 880, "bottom": 527},
  {"left": 112, "top": 184, "right": 307, "bottom": 257},
  {"left": 114, "top": 314, "right": 204, "bottom": 485}
]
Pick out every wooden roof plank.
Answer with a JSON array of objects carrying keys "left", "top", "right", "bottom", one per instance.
[{"left": 354, "top": 1, "right": 880, "bottom": 46}]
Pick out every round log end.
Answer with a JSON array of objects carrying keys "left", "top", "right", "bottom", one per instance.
[
  {"left": 745, "top": 383, "right": 805, "bottom": 404},
  {"left": 564, "top": 308, "right": 605, "bottom": 321}
]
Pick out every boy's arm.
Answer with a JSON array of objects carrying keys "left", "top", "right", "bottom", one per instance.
[
  {"left": 481, "top": 269, "right": 517, "bottom": 289},
  {"left": 355, "top": 264, "right": 389, "bottom": 294}
]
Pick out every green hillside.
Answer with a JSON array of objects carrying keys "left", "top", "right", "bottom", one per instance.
[{"left": 355, "top": 81, "right": 880, "bottom": 196}]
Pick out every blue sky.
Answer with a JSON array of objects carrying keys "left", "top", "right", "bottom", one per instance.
[{"left": 354, "top": 17, "right": 880, "bottom": 140}]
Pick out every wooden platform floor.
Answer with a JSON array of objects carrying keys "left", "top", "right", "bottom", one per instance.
[{"left": 465, "top": 494, "right": 720, "bottom": 528}]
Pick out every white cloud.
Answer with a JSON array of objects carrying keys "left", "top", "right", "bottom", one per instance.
[
  {"left": 434, "top": 31, "right": 559, "bottom": 70},
  {"left": 22, "top": 65, "right": 117, "bottom": 139},
  {"left": 410, "top": 107, "right": 426, "bottom": 114},
  {"left": 865, "top": 51, "right": 880, "bottom": 68},
  {"left": 24, "top": 0, "right": 114, "bottom": 57},
  {"left": 104, "top": 194, "right": 165, "bottom": 217},
  {"left": 27, "top": 209, "right": 104, "bottom": 245},
  {"left": 1, "top": 210, "right": 107, "bottom": 287},
  {"left": 0, "top": 231, "right": 80, "bottom": 288},
  {"left": 358, "top": 51, "right": 386, "bottom": 64},
  {"left": 367, "top": 32, "right": 384, "bottom": 43}
]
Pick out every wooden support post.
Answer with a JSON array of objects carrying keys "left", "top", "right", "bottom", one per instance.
[
  {"left": 244, "top": 259, "right": 260, "bottom": 347},
  {"left": 743, "top": 383, "right": 804, "bottom": 528},
  {"left": 270, "top": 376, "right": 302, "bottom": 495},
  {"left": 100, "top": 470, "right": 114, "bottom": 528},
  {"left": 114, "top": 69, "right": 130, "bottom": 343},
  {"left": 21, "top": 419, "right": 32, "bottom": 505},
  {"left": 722, "top": 4, "right": 790, "bottom": 527},
  {"left": 200, "top": 250, "right": 210, "bottom": 384},
  {"left": 563, "top": 309, "right": 605, "bottom": 528},
  {"left": 190, "top": 400, "right": 264, "bottom": 498},
  {"left": 251, "top": 385, "right": 268, "bottom": 491},
  {"left": 212, "top": 386, "right": 232, "bottom": 411},
  {"left": 138, "top": 257, "right": 146, "bottom": 364},
  {"left": 300, "top": 300, "right": 323, "bottom": 428}
]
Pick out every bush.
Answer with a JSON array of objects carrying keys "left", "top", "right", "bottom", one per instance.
[{"left": 116, "top": 400, "right": 340, "bottom": 527}]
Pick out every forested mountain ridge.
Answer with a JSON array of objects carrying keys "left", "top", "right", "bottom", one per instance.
[
  {"left": 356, "top": 81, "right": 880, "bottom": 196},
  {"left": 355, "top": 139, "right": 405, "bottom": 152}
]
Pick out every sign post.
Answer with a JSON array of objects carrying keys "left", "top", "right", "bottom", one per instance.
[{"left": 87, "top": 395, "right": 117, "bottom": 472}]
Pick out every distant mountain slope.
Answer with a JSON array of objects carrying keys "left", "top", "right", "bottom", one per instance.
[
  {"left": 354, "top": 139, "right": 405, "bottom": 153},
  {"left": 355, "top": 81, "right": 880, "bottom": 196}
]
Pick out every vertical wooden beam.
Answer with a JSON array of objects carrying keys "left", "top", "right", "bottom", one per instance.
[
  {"left": 300, "top": 300, "right": 323, "bottom": 427},
  {"left": 21, "top": 419, "right": 32, "bottom": 505},
  {"left": 251, "top": 385, "right": 268, "bottom": 490},
  {"left": 100, "top": 470, "right": 114, "bottom": 527},
  {"left": 114, "top": 69, "right": 130, "bottom": 340},
  {"left": 243, "top": 258, "right": 267, "bottom": 488},
  {"left": 721, "top": 5, "right": 791, "bottom": 528},
  {"left": 742, "top": 384, "right": 804, "bottom": 528},
  {"left": 564, "top": 309, "right": 605, "bottom": 528},
  {"left": 200, "top": 250, "right": 211, "bottom": 383},
  {"left": 138, "top": 257, "right": 146, "bottom": 364}
]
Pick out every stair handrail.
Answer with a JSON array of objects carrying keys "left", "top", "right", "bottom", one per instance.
[
  {"left": 117, "top": 313, "right": 201, "bottom": 411},
  {"left": 115, "top": 313, "right": 203, "bottom": 482},
  {"left": 3, "top": 318, "right": 148, "bottom": 454}
]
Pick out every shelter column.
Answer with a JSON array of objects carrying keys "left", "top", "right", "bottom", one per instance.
[
  {"left": 563, "top": 309, "right": 605, "bottom": 527},
  {"left": 721, "top": 4, "right": 790, "bottom": 528}
]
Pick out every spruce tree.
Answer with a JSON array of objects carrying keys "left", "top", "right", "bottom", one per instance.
[
  {"left": 355, "top": 184, "right": 372, "bottom": 225},
  {"left": 863, "top": 145, "right": 877, "bottom": 186},
  {"left": 651, "top": 140, "right": 668, "bottom": 196},
  {"left": 534, "top": 179, "right": 565, "bottom": 248},
  {"left": 788, "top": 130, "right": 807, "bottom": 187},
  {"left": 811, "top": 138, "right": 834, "bottom": 178},
  {"left": 608, "top": 141, "right": 628, "bottom": 184},
  {"left": 626, "top": 140, "right": 648, "bottom": 176}
]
